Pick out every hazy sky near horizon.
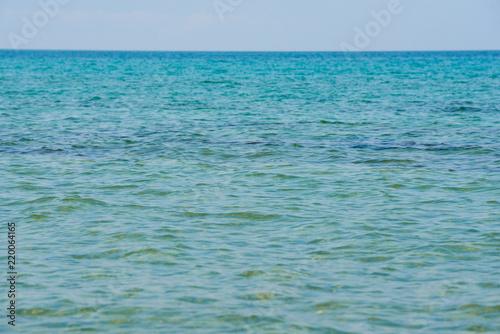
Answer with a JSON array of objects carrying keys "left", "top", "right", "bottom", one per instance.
[{"left": 1, "top": 0, "right": 499, "bottom": 51}]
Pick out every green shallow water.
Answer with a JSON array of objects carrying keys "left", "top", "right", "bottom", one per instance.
[{"left": 1, "top": 51, "right": 500, "bottom": 333}]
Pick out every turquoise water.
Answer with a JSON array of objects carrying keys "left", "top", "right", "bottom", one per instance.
[{"left": 1, "top": 51, "right": 500, "bottom": 333}]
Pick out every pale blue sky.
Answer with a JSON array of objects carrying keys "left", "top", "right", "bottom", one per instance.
[{"left": 1, "top": 0, "right": 499, "bottom": 51}]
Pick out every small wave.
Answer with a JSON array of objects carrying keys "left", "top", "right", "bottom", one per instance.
[
  {"left": 24, "top": 196, "right": 58, "bottom": 204},
  {"left": 122, "top": 248, "right": 163, "bottom": 258},
  {"left": 357, "top": 256, "right": 392, "bottom": 262},
  {"left": 223, "top": 212, "right": 281, "bottom": 220},
  {"left": 239, "top": 293, "right": 279, "bottom": 301},
  {"left": 178, "top": 297, "right": 217, "bottom": 304},
  {"left": 314, "top": 301, "right": 347, "bottom": 311},
  {"left": 62, "top": 195, "right": 107, "bottom": 205},
  {"left": 442, "top": 105, "right": 483, "bottom": 113},
  {"left": 100, "top": 185, "right": 138, "bottom": 189},
  {"left": 353, "top": 159, "right": 417, "bottom": 165},
  {"left": 240, "top": 270, "right": 264, "bottom": 277}
]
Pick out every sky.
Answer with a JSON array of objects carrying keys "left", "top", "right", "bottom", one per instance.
[{"left": 0, "top": 0, "right": 499, "bottom": 51}]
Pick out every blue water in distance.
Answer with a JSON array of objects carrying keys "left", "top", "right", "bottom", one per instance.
[{"left": 0, "top": 50, "right": 499, "bottom": 333}]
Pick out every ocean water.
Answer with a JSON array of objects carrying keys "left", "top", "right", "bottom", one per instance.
[{"left": 1, "top": 50, "right": 499, "bottom": 333}]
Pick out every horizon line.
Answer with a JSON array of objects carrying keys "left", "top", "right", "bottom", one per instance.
[{"left": 1, "top": 48, "right": 500, "bottom": 53}]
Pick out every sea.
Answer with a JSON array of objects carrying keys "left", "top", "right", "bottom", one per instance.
[{"left": 1, "top": 50, "right": 499, "bottom": 333}]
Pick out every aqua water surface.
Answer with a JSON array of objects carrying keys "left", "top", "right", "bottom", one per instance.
[{"left": 1, "top": 51, "right": 500, "bottom": 333}]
